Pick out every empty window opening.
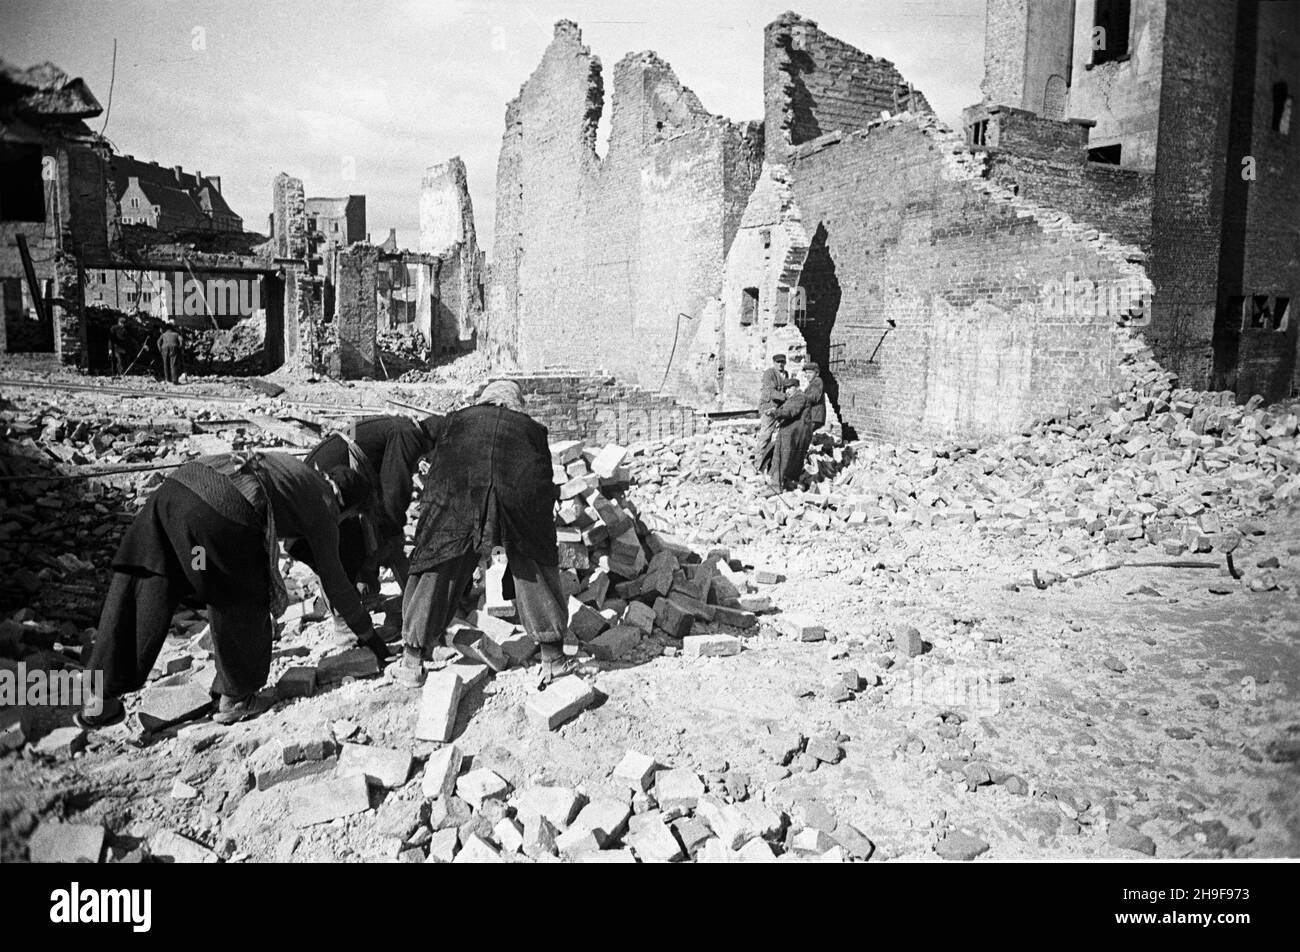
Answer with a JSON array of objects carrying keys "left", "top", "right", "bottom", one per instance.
[
  {"left": 970, "top": 119, "right": 989, "bottom": 147},
  {"left": 0, "top": 143, "right": 47, "bottom": 222},
  {"left": 1248, "top": 295, "right": 1270, "bottom": 329},
  {"left": 1088, "top": 144, "right": 1122, "bottom": 165},
  {"left": 740, "top": 287, "right": 759, "bottom": 325},
  {"left": 1092, "top": 0, "right": 1131, "bottom": 65},
  {"left": 760, "top": 229, "right": 772, "bottom": 250},
  {"left": 1273, "top": 81, "right": 1292, "bottom": 134},
  {"left": 1273, "top": 297, "right": 1291, "bottom": 331}
]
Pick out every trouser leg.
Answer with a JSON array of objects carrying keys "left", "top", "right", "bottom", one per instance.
[
  {"left": 508, "top": 552, "right": 569, "bottom": 658},
  {"left": 755, "top": 414, "right": 777, "bottom": 471},
  {"left": 400, "top": 551, "right": 477, "bottom": 655},
  {"left": 207, "top": 598, "right": 272, "bottom": 698},
  {"left": 86, "top": 570, "right": 184, "bottom": 698}
]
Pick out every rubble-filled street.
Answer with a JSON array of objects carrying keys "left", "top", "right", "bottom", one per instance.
[{"left": 3, "top": 335, "right": 1297, "bottom": 864}]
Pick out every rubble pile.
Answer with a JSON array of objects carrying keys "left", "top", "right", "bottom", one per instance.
[
  {"left": 620, "top": 341, "right": 1299, "bottom": 568},
  {"left": 376, "top": 330, "right": 432, "bottom": 377},
  {"left": 280, "top": 739, "right": 873, "bottom": 863}
]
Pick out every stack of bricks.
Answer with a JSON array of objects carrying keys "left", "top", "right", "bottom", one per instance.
[{"left": 497, "top": 373, "right": 708, "bottom": 445}]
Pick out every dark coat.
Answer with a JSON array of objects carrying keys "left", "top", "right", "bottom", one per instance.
[
  {"left": 305, "top": 415, "right": 436, "bottom": 536},
  {"left": 804, "top": 375, "right": 826, "bottom": 428},
  {"left": 769, "top": 387, "right": 817, "bottom": 487},
  {"left": 410, "top": 404, "right": 558, "bottom": 574}
]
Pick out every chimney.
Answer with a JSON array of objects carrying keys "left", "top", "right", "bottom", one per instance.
[{"left": 174, "top": 165, "right": 183, "bottom": 184}]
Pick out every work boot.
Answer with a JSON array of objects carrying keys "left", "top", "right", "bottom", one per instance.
[
  {"left": 74, "top": 694, "right": 125, "bottom": 730},
  {"left": 213, "top": 694, "right": 255, "bottom": 725},
  {"left": 389, "top": 648, "right": 425, "bottom": 688},
  {"left": 537, "top": 643, "right": 581, "bottom": 686}
]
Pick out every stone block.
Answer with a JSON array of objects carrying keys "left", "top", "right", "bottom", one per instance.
[
  {"left": 414, "top": 670, "right": 464, "bottom": 743},
  {"left": 455, "top": 768, "right": 510, "bottom": 810},
  {"left": 336, "top": 742, "right": 413, "bottom": 789},
  {"left": 588, "top": 624, "right": 641, "bottom": 661},
  {"left": 289, "top": 774, "right": 371, "bottom": 827},
  {"left": 27, "top": 821, "right": 105, "bottom": 863},
  {"left": 524, "top": 676, "right": 596, "bottom": 730},
  {"left": 682, "top": 633, "right": 742, "bottom": 658},
  {"left": 421, "top": 744, "right": 464, "bottom": 800}
]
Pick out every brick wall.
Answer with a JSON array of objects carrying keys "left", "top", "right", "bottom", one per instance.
[
  {"left": 486, "top": 21, "right": 762, "bottom": 404},
  {"left": 988, "top": 151, "right": 1154, "bottom": 252},
  {"left": 1232, "top": 0, "right": 1300, "bottom": 401},
  {"left": 988, "top": 106, "right": 1091, "bottom": 160},
  {"left": 982, "top": 0, "right": 1030, "bottom": 106},
  {"left": 764, "top": 12, "right": 930, "bottom": 164},
  {"left": 330, "top": 244, "right": 378, "bottom": 378},
  {"left": 272, "top": 172, "right": 306, "bottom": 259},
  {"left": 496, "top": 372, "right": 708, "bottom": 445},
  {"left": 787, "top": 115, "right": 1151, "bottom": 444},
  {"left": 1147, "top": 0, "right": 1236, "bottom": 390}
]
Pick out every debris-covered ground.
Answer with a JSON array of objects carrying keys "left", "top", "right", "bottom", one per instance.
[{"left": 1, "top": 341, "right": 1298, "bottom": 863}]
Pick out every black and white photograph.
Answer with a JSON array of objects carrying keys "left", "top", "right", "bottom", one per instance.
[{"left": 0, "top": 0, "right": 1295, "bottom": 928}]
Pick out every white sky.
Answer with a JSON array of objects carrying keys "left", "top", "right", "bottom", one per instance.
[{"left": 1, "top": 0, "right": 985, "bottom": 253}]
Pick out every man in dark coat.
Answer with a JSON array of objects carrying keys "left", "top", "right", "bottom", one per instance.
[
  {"left": 395, "top": 380, "right": 573, "bottom": 687},
  {"left": 158, "top": 324, "right": 183, "bottom": 384},
  {"left": 77, "top": 452, "right": 379, "bottom": 728},
  {"left": 290, "top": 414, "right": 440, "bottom": 642}
]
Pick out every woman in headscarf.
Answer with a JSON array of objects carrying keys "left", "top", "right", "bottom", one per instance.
[{"left": 395, "top": 380, "right": 576, "bottom": 687}]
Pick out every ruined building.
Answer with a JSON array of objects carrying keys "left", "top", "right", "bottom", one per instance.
[
  {"left": 487, "top": 16, "right": 1150, "bottom": 441},
  {"left": 416, "top": 157, "right": 484, "bottom": 353},
  {"left": 1, "top": 61, "right": 114, "bottom": 356},
  {"left": 968, "top": 0, "right": 1299, "bottom": 403},
  {"left": 271, "top": 165, "right": 481, "bottom": 378}
]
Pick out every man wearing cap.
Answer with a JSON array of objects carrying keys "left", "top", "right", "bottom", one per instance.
[
  {"left": 395, "top": 380, "right": 576, "bottom": 687},
  {"left": 755, "top": 353, "right": 798, "bottom": 473},
  {"left": 77, "top": 451, "right": 380, "bottom": 728}
]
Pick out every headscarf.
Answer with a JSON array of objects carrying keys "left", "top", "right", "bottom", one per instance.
[
  {"left": 324, "top": 465, "right": 372, "bottom": 513},
  {"left": 477, "top": 379, "right": 526, "bottom": 412}
]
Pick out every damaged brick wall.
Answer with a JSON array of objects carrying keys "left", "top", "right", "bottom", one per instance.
[
  {"left": 787, "top": 115, "right": 1151, "bottom": 444},
  {"left": 764, "top": 12, "right": 930, "bottom": 163},
  {"left": 418, "top": 157, "right": 483, "bottom": 353},
  {"left": 499, "top": 372, "right": 707, "bottom": 445},
  {"left": 977, "top": 107, "right": 1155, "bottom": 252},
  {"left": 328, "top": 244, "right": 378, "bottom": 378},
  {"left": 486, "top": 21, "right": 762, "bottom": 404},
  {"left": 272, "top": 172, "right": 306, "bottom": 259}
]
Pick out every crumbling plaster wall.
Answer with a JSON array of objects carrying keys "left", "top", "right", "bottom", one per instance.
[
  {"left": 486, "top": 21, "right": 762, "bottom": 403},
  {"left": 329, "top": 243, "right": 379, "bottom": 378},
  {"left": 418, "top": 157, "right": 483, "bottom": 351},
  {"left": 1067, "top": 0, "right": 1166, "bottom": 169}
]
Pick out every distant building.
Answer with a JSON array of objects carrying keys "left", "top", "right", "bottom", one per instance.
[
  {"left": 110, "top": 154, "right": 243, "bottom": 233},
  {"left": 304, "top": 195, "right": 365, "bottom": 253}
]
